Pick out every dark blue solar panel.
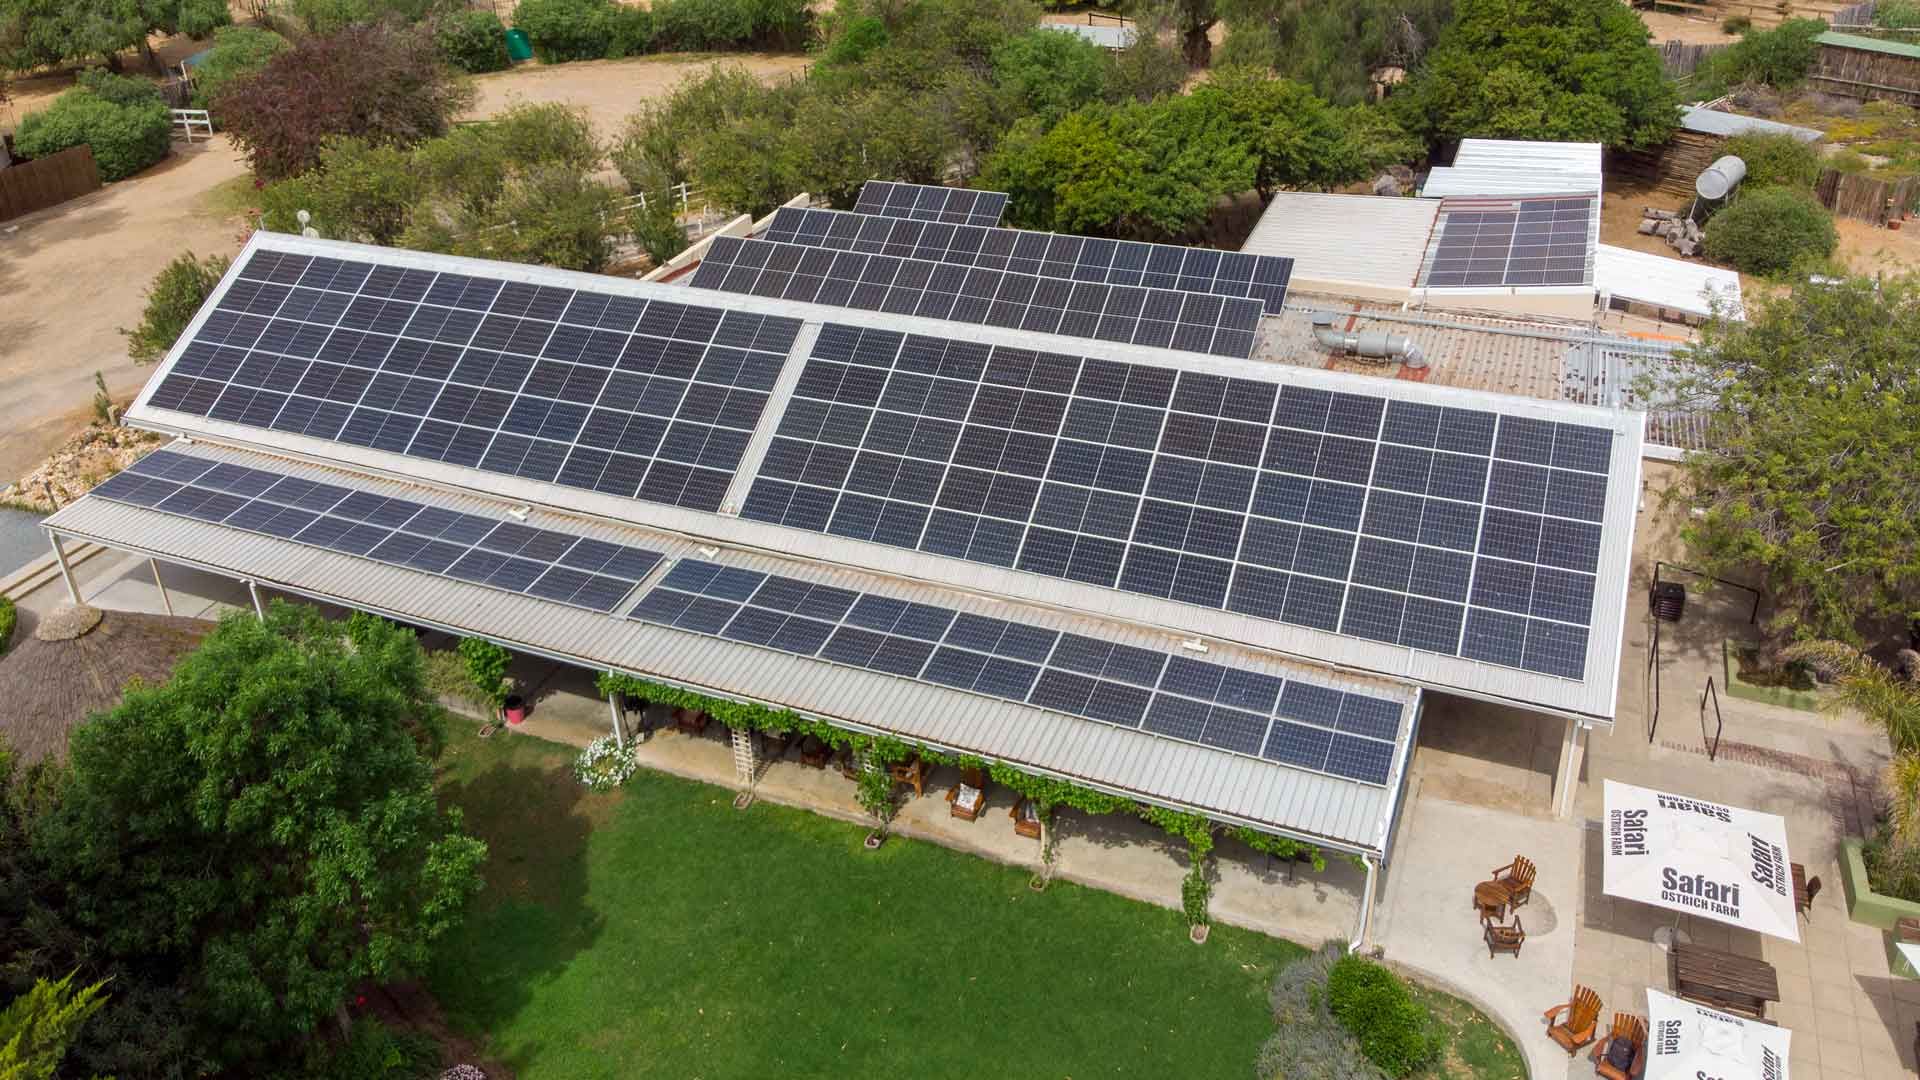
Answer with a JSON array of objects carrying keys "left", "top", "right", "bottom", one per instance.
[
  {"left": 627, "top": 557, "right": 1405, "bottom": 784},
  {"left": 150, "top": 246, "right": 802, "bottom": 513}
]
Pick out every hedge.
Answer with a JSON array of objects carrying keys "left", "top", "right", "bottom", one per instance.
[
  {"left": 1326, "top": 955, "right": 1438, "bottom": 1078},
  {"left": 436, "top": 10, "right": 512, "bottom": 73},
  {"left": 15, "top": 72, "right": 171, "bottom": 182},
  {"left": 1703, "top": 185, "right": 1838, "bottom": 276},
  {"left": 0, "top": 597, "right": 14, "bottom": 658},
  {"left": 190, "top": 26, "right": 291, "bottom": 113}
]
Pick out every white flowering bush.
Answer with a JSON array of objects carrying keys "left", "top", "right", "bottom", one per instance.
[{"left": 573, "top": 735, "right": 639, "bottom": 791}]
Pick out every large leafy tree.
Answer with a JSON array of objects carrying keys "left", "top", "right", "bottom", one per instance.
[
  {"left": 0, "top": 0, "right": 228, "bottom": 73},
  {"left": 1671, "top": 275, "right": 1920, "bottom": 646},
  {"left": 1195, "top": 65, "right": 1418, "bottom": 195},
  {"left": 1217, "top": 0, "right": 1453, "bottom": 105},
  {"left": 32, "top": 605, "right": 486, "bottom": 1068},
  {"left": 1390, "top": 0, "right": 1677, "bottom": 149},
  {"left": 215, "top": 21, "right": 473, "bottom": 181}
]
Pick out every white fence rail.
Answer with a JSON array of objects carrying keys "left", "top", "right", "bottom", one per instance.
[{"left": 170, "top": 109, "right": 213, "bottom": 142}]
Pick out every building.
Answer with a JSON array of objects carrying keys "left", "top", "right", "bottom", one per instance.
[
  {"left": 1812, "top": 31, "right": 1920, "bottom": 106},
  {"left": 44, "top": 183, "right": 1645, "bottom": 938}
]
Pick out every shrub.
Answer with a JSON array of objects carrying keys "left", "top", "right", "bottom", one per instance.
[
  {"left": 820, "top": 15, "right": 888, "bottom": 65},
  {"left": 123, "top": 252, "right": 232, "bottom": 363},
  {"left": 13, "top": 74, "right": 171, "bottom": 182},
  {"left": 1257, "top": 944, "right": 1383, "bottom": 1080},
  {"left": 1326, "top": 955, "right": 1439, "bottom": 1078},
  {"left": 456, "top": 637, "right": 512, "bottom": 714},
  {"left": 653, "top": 0, "right": 813, "bottom": 51},
  {"left": 991, "top": 28, "right": 1111, "bottom": 122},
  {"left": 605, "top": 4, "right": 657, "bottom": 56},
  {"left": 513, "top": 0, "right": 622, "bottom": 62},
  {"left": 287, "top": 0, "right": 446, "bottom": 34},
  {"left": 259, "top": 136, "right": 423, "bottom": 244},
  {"left": 629, "top": 190, "right": 689, "bottom": 264},
  {"left": 1723, "top": 131, "right": 1822, "bottom": 189},
  {"left": 281, "top": 1018, "right": 439, "bottom": 1080},
  {"left": 1693, "top": 18, "right": 1827, "bottom": 97},
  {"left": 190, "top": 26, "right": 290, "bottom": 113},
  {"left": 1703, "top": 185, "right": 1838, "bottom": 275},
  {"left": 1877, "top": 0, "right": 1920, "bottom": 29},
  {"left": 0, "top": 597, "right": 14, "bottom": 657},
  {"left": 435, "top": 10, "right": 511, "bottom": 73},
  {"left": 573, "top": 734, "right": 639, "bottom": 790},
  {"left": 431, "top": 165, "right": 623, "bottom": 271},
  {"left": 1722, "top": 14, "right": 1752, "bottom": 33},
  {"left": 215, "top": 23, "right": 474, "bottom": 181}
]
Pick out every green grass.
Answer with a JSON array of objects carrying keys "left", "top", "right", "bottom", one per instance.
[
  {"left": 1410, "top": 983, "right": 1527, "bottom": 1080},
  {"left": 428, "top": 726, "right": 1305, "bottom": 1079}
]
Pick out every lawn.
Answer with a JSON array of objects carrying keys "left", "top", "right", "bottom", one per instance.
[{"left": 427, "top": 726, "right": 1307, "bottom": 1079}]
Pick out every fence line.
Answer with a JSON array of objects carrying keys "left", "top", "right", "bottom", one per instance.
[
  {"left": 1814, "top": 166, "right": 1920, "bottom": 222},
  {"left": 0, "top": 145, "right": 102, "bottom": 223},
  {"left": 1659, "top": 41, "right": 1730, "bottom": 78},
  {"left": 1832, "top": 0, "right": 1877, "bottom": 25},
  {"left": 171, "top": 109, "right": 213, "bottom": 142}
]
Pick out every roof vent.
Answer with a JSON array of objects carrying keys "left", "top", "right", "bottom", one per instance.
[
  {"left": 508, "top": 505, "right": 530, "bottom": 521},
  {"left": 1180, "top": 638, "right": 1208, "bottom": 653}
]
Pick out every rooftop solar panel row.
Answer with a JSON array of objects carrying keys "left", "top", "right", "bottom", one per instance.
[
  {"left": 761, "top": 206, "right": 1294, "bottom": 314},
  {"left": 689, "top": 235, "right": 1263, "bottom": 359},
  {"left": 91, "top": 449, "right": 664, "bottom": 612},
  {"left": 853, "top": 181, "right": 1009, "bottom": 227},
  {"left": 742, "top": 323, "right": 1614, "bottom": 680},
  {"left": 1422, "top": 195, "right": 1596, "bottom": 289},
  {"left": 144, "top": 249, "right": 802, "bottom": 513},
  {"left": 629, "top": 558, "right": 1405, "bottom": 784}
]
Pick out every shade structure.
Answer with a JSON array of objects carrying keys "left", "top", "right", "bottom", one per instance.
[
  {"left": 1602, "top": 780, "right": 1800, "bottom": 943},
  {"left": 1646, "top": 989, "right": 1790, "bottom": 1080},
  {"left": 1897, "top": 942, "right": 1920, "bottom": 977}
]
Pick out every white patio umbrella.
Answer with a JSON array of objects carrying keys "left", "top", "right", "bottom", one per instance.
[
  {"left": 1896, "top": 942, "right": 1920, "bottom": 978},
  {"left": 1601, "top": 779, "right": 1800, "bottom": 945},
  {"left": 1645, "top": 988, "right": 1790, "bottom": 1080}
]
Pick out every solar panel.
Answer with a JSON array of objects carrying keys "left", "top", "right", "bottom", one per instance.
[
  {"left": 853, "top": 181, "right": 1009, "bottom": 227},
  {"left": 629, "top": 558, "right": 1406, "bottom": 784},
  {"left": 143, "top": 249, "right": 803, "bottom": 513},
  {"left": 91, "top": 449, "right": 664, "bottom": 613},
  {"left": 743, "top": 324, "right": 1616, "bottom": 680},
  {"left": 1420, "top": 195, "right": 1595, "bottom": 289},
  {"left": 688, "top": 235, "right": 1262, "bottom": 359},
  {"left": 760, "top": 206, "right": 1295, "bottom": 314}
]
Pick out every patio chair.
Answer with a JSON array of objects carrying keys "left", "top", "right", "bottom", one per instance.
[
  {"left": 760, "top": 730, "right": 791, "bottom": 761},
  {"left": 947, "top": 766, "right": 987, "bottom": 821},
  {"left": 888, "top": 754, "right": 930, "bottom": 798},
  {"left": 1492, "top": 855, "right": 1537, "bottom": 907},
  {"left": 1485, "top": 916, "right": 1525, "bottom": 959},
  {"left": 798, "top": 734, "right": 829, "bottom": 769},
  {"left": 1011, "top": 796, "right": 1043, "bottom": 839},
  {"left": 1544, "top": 986, "right": 1603, "bottom": 1057},
  {"left": 1590, "top": 1013, "right": 1647, "bottom": 1080},
  {"left": 673, "top": 707, "right": 709, "bottom": 737}
]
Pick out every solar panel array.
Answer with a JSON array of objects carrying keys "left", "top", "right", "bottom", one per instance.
[
  {"left": 146, "top": 249, "right": 803, "bottom": 513},
  {"left": 1422, "top": 195, "right": 1595, "bottom": 288},
  {"left": 690, "top": 236, "right": 1262, "bottom": 358},
  {"left": 629, "top": 558, "right": 1405, "bottom": 784},
  {"left": 762, "top": 206, "right": 1295, "bottom": 314},
  {"left": 92, "top": 450, "right": 664, "bottom": 612},
  {"left": 853, "top": 181, "right": 1009, "bottom": 227},
  {"left": 743, "top": 324, "right": 1615, "bottom": 680}
]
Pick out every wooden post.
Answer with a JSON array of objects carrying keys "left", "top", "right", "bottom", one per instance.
[
  {"left": 48, "top": 533, "right": 80, "bottom": 604},
  {"left": 150, "top": 559, "right": 173, "bottom": 616}
]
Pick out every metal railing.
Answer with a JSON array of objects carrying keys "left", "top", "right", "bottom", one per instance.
[
  {"left": 1700, "top": 676, "right": 1724, "bottom": 762},
  {"left": 170, "top": 109, "right": 213, "bottom": 143}
]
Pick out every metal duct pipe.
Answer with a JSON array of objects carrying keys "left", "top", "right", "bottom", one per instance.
[{"left": 1310, "top": 312, "right": 1428, "bottom": 369}]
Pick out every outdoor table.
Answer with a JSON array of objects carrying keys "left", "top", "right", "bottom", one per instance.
[
  {"left": 1474, "top": 880, "right": 1511, "bottom": 922},
  {"left": 1791, "top": 862, "right": 1809, "bottom": 915},
  {"left": 1668, "top": 942, "right": 1779, "bottom": 1019}
]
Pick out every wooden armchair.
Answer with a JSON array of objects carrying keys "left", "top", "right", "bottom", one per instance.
[
  {"left": 673, "top": 707, "right": 709, "bottom": 737},
  {"left": 888, "top": 754, "right": 930, "bottom": 797},
  {"left": 947, "top": 767, "right": 987, "bottom": 821},
  {"left": 1485, "top": 916, "right": 1525, "bottom": 959},
  {"left": 1011, "top": 797, "right": 1043, "bottom": 839},
  {"left": 1545, "top": 986, "right": 1603, "bottom": 1057},
  {"left": 1590, "top": 1013, "right": 1647, "bottom": 1080},
  {"left": 798, "top": 734, "right": 829, "bottom": 769},
  {"left": 1493, "top": 856, "right": 1537, "bottom": 907},
  {"left": 760, "top": 730, "right": 791, "bottom": 761}
]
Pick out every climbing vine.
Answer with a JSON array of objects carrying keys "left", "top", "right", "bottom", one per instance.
[{"left": 1229, "top": 825, "right": 1327, "bottom": 872}]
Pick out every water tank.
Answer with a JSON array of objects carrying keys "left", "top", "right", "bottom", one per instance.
[{"left": 1696, "top": 155, "right": 1748, "bottom": 201}]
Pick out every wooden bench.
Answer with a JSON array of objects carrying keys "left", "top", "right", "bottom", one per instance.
[{"left": 1669, "top": 942, "right": 1779, "bottom": 1019}]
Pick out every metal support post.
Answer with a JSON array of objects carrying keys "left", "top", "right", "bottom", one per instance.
[
  {"left": 150, "top": 559, "right": 173, "bottom": 616},
  {"left": 1348, "top": 855, "right": 1378, "bottom": 953},
  {"left": 607, "top": 683, "right": 625, "bottom": 751},
  {"left": 247, "top": 580, "right": 265, "bottom": 620},
  {"left": 48, "top": 533, "right": 80, "bottom": 604}
]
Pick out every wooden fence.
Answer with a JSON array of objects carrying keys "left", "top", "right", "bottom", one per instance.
[
  {"left": 0, "top": 145, "right": 102, "bottom": 223},
  {"left": 1608, "top": 130, "right": 1730, "bottom": 198},
  {"left": 1810, "top": 40, "right": 1920, "bottom": 104},
  {"left": 1660, "top": 41, "right": 1730, "bottom": 78},
  {"left": 1814, "top": 166, "right": 1920, "bottom": 221}
]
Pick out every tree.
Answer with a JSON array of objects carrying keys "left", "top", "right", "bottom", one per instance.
[
  {"left": 1668, "top": 274, "right": 1920, "bottom": 647},
  {"left": 187, "top": 25, "right": 288, "bottom": 113},
  {"left": 13, "top": 71, "right": 172, "bottom": 181},
  {"left": 1391, "top": 0, "right": 1677, "bottom": 150},
  {"left": 32, "top": 605, "right": 485, "bottom": 1068},
  {"left": 991, "top": 27, "right": 1111, "bottom": 122},
  {"left": 0, "top": 974, "right": 111, "bottom": 1080},
  {"left": 1217, "top": 0, "right": 1451, "bottom": 105},
  {"left": 411, "top": 166, "right": 623, "bottom": 272},
  {"left": 122, "top": 250, "right": 231, "bottom": 362},
  {"left": 1701, "top": 185, "right": 1836, "bottom": 275},
  {"left": 1196, "top": 66, "right": 1416, "bottom": 193},
  {"left": 215, "top": 22, "right": 474, "bottom": 181},
  {"left": 1721, "top": 131, "right": 1821, "bottom": 190},
  {"left": 0, "top": 0, "right": 228, "bottom": 74}
]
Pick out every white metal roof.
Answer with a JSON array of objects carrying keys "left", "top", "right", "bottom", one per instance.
[
  {"left": 1677, "top": 106, "right": 1822, "bottom": 144},
  {"left": 1422, "top": 139, "right": 1605, "bottom": 199},
  {"left": 122, "top": 232, "right": 1645, "bottom": 723},
  {"left": 45, "top": 439, "right": 1416, "bottom": 853},
  {"left": 1594, "top": 244, "right": 1744, "bottom": 320},
  {"left": 1040, "top": 22, "right": 1135, "bottom": 48},
  {"left": 1240, "top": 193, "right": 1439, "bottom": 300}
]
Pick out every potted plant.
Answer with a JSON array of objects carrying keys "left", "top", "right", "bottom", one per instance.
[
  {"left": 457, "top": 638, "right": 516, "bottom": 725},
  {"left": 1184, "top": 869, "right": 1212, "bottom": 944}
]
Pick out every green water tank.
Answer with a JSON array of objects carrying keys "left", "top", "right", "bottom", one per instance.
[{"left": 505, "top": 28, "right": 532, "bottom": 62}]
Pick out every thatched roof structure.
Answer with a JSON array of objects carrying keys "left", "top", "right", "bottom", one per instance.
[{"left": 0, "top": 607, "right": 209, "bottom": 765}]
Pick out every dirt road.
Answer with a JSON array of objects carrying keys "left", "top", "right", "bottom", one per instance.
[{"left": 0, "top": 51, "right": 808, "bottom": 484}]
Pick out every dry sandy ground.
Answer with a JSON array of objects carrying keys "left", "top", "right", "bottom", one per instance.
[
  {"left": 1634, "top": 7, "right": 1739, "bottom": 45},
  {"left": 0, "top": 51, "right": 808, "bottom": 484}
]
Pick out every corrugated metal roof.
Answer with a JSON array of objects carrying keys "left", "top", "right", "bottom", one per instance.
[
  {"left": 125, "top": 232, "right": 1646, "bottom": 723},
  {"left": 1240, "top": 193, "right": 1439, "bottom": 299},
  {"left": 1817, "top": 30, "right": 1920, "bottom": 60},
  {"left": 1677, "top": 106, "right": 1823, "bottom": 143},
  {"left": 1041, "top": 22, "right": 1134, "bottom": 48},
  {"left": 1422, "top": 139, "right": 1605, "bottom": 198},
  {"left": 45, "top": 440, "right": 1416, "bottom": 853},
  {"left": 1594, "top": 244, "right": 1743, "bottom": 320}
]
